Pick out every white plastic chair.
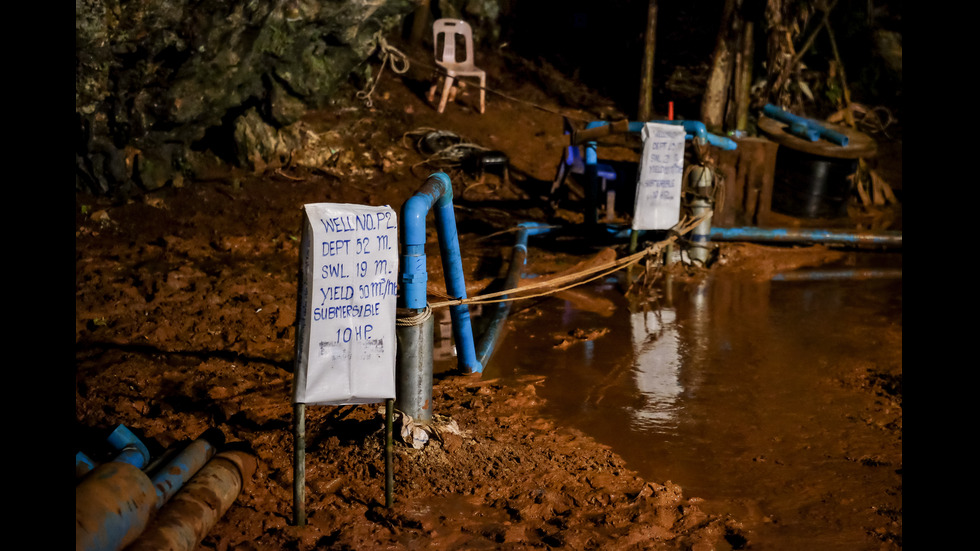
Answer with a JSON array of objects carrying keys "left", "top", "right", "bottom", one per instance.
[{"left": 432, "top": 19, "right": 486, "bottom": 114}]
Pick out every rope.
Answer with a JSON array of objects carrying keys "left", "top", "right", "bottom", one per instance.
[
  {"left": 396, "top": 305, "right": 432, "bottom": 326},
  {"left": 357, "top": 32, "right": 410, "bottom": 108},
  {"left": 428, "top": 213, "right": 709, "bottom": 309}
]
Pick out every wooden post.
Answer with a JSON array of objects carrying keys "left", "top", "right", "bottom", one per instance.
[
  {"left": 410, "top": 0, "right": 431, "bottom": 46},
  {"left": 701, "top": 0, "right": 740, "bottom": 133},
  {"left": 637, "top": 0, "right": 659, "bottom": 122},
  {"left": 733, "top": 21, "right": 754, "bottom": 132}
]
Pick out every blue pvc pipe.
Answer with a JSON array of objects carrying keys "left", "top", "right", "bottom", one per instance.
[
  {"left": 400, "top": 172, "right": 481, "bottom": 373},
  {"left": 149, "top": 438, "right": 216, "bottom": 509},
  {"left": 76, "top": 435, "right": 217, "bottom": 551},
  {"left": 581, "top": 119, "right": 735, "bottom": 227},
  {"left": 107, "top": 424, "right": 151, "bottom": 469},
  {"left": 584, "top": 119, "right": 738, "bottom": 151},
  {"left": 709, "top": 226, "right": 902, "bottom": 248},
  {"left": 763, "top": 104, "right": 850, "bottom": 146},
  {"left": 772, "top": 268, "right": 902, "bottom": 281},
  {"left": 76, "top": 461, "right": 158, "bottom": 551},
  {"left": 475, "top": 222, "right": 551, "bottom": 368},
  {"left": 77, "top": 451, "right": 96, "bottom": 477}
]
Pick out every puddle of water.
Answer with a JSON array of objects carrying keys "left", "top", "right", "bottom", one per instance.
[{"left": 484, "top": 252, "right": 902, "bottom": 549}]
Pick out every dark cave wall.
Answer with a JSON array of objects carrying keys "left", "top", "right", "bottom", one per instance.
[
  {"left": 76, "top": 0, "right": 901, "bottom": 195},
  {"left": 76, "top": 0, "right": 418, "bottom": 194}
]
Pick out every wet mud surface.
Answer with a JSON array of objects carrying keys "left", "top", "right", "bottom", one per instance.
[
  {"left": 76, "top": 55, "right": 901, "bottom": 550},
  {"left": 487, "top": 245, "right": 902, "bottom": 549}
]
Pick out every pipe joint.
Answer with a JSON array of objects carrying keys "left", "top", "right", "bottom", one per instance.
[{"left": 108, "top": 424, "right": 151, "bottom": 469}]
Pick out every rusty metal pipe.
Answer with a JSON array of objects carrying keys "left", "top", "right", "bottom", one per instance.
[{"left": 125, "top": 451, "right": 256, "bottom": 551}]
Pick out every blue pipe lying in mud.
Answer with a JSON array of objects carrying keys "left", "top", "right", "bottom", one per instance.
[
  {"left": 149, "top": 438, "right": 217, "bottom": 509},
  {"left": 106, "top": 423, "right": 151, "bottom": 469},
  {"left": 772, "top": 268, "right": 902, "bottom": 281},
  {"left": 475, "top": 222, "right": 552, "bottom": 368},
  {"left": 125, "top": 451, "right": 256, "bottom": 551},
  {"left": 77, "top": 451, "right": 97, "bottom": 478},
  {"left": 76, "top": 432, "right": 220, "bottom": 551},
  {"left": 708, "top": 226, "right": 902, "bottom": 248},
  {"left": 400, "top": 172, "right": 481, "bottom": 373}
]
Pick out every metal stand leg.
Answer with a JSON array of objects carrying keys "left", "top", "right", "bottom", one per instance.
[
  {"left": 293, "top": 403, "right": 306, "bottom": 526},
  {"left": 385, "top": 398, "right": 394, "bottom": 508}
]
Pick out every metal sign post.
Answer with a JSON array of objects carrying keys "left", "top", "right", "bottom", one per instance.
[{"left": 291, "top": 203, "right": 399, "bottom": 525}]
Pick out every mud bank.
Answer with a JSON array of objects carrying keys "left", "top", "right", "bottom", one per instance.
[{"left": 77, "top": 48, "right": 900, "bottom": 549}]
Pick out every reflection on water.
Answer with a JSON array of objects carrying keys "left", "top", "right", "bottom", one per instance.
[
  {"left": 629, "top": 308, "right": 682, "bottom": 431},
  {"left": 487, "top": 252, "right": 902, "bottom": 550}
]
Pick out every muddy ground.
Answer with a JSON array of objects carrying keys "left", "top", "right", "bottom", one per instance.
[{"left": 75, "top": 48, "right": 901, "bottom": 550}]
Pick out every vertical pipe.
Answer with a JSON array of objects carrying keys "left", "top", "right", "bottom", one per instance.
[
  {"left": 434, "top": 197, "right": 480, "bottom": 373},
  {"left": 293, "top": 403, "right": 306, "bottom": 527},
  {"left": 474, "top": 222, "right": 550, "bottom": 368},
  {"left": 399, "top": 172, "right": 481, "bottom": 373},
  {"left": 584, "top": 142, "right": 599, "bottom": 228},
  {"left": 395, "top": 312, "right": 435, "bottom": 422},
  {"left": 687, "top": 166, "right": 714, "bottom": 264}
]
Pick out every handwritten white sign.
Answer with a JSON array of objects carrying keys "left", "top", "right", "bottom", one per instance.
[
  {"left": 293, "top": 203, "right": 398, "bottom": 405},
  {"left": 632, "top": 123, "right": 686, "bottom": 230}
]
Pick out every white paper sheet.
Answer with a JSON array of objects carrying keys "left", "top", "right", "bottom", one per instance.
[
  {"left": 293, "top": 203, "right": 398, "bottom": 405},
  {"left": 632, "top": 123, "right": 686, "bottom": 230}
]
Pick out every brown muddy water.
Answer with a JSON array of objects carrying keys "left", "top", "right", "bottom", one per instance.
[{"left": 471, "top": 251, "right": 902, "bottom": 550}]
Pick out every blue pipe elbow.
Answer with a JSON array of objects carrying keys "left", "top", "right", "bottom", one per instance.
[
  {"left": 517, "top": 221, "right": 552, "bottom": 239},
  {"left": 107, "top": 424, "right": 151, "bottom": 469},
  {"left": 401, "top": 172, "right": 452, "bottom": 246},
  {"left": 669, "top": 120, "right": 737, "bottom": 150},
  {"left": 399, "top": 172, "right": 482, "bottom": 373},
  {"left": 678, "top": 120, "right": 707, "bottom": 143},
  {"left": 514, "top": 222, "right": 552, "bottom": 255},
  {"left": 400, "top": 172, "right": 454, "bottom": 310}
]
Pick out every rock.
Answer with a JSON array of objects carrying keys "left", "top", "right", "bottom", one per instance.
[{"left": 75, "top": 0, "right": 419, "bottom": 194}]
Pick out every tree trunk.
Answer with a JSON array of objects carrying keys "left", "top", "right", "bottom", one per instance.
[
  {"left": 701, "top": 0, "right": 742, "bottom": 134},
  {"left": 733, "top": 20, "right": 754, "bottom": 132},
  {"left": 410, "top": 0, "right": 432, "bottom": 45},
  {"left": 637, "top": 0, "right": 659, "bottom": 122}
]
